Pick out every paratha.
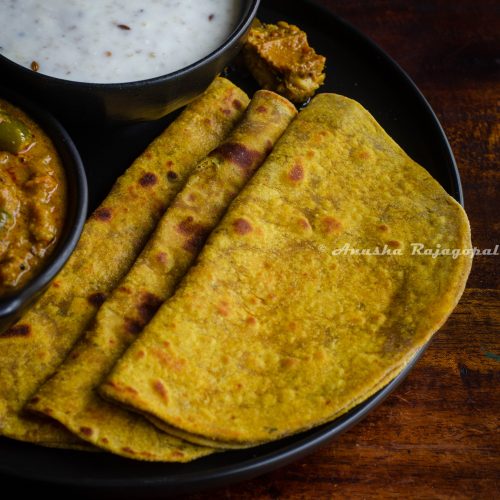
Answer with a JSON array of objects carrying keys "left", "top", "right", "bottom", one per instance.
[
  {"left": 26, "top": 91, "right": 296, "bottom": 461},
  {"left": 0, "top": 77, "right": 249, "bottom": 447},
  {"left": 101, "top": 93, "right": 472, "bottom": 448}
]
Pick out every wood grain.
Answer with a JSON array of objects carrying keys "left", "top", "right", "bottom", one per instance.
[
  {"left": 187, "top": 1, "right": 500, "bottom": 498},
  {"left": 0, "top": 2, "right": 497, "bottom": 498}
]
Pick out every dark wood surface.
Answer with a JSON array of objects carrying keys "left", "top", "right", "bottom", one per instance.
[
  {"left": 190, "top": 1, "right": 499, "bottom": 498},
  {"left": 1, "top": 2, "right": 497, "bottom": 499}
]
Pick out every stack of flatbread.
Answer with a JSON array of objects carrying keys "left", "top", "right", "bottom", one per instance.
[{"left": 0, "top": 77, "right": 472, "bottom": 460}]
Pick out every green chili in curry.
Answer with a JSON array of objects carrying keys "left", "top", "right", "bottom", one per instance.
[{"left": 0, "top": 98, "right": 66, "bottom": 296}]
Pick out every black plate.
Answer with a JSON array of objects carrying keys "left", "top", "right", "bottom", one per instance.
[{"left": 0, "top": 0, "right": 463, "bottom": 496}]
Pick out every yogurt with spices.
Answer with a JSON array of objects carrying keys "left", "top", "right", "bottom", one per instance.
[{"left": 0, "top": 0, "right": 241, "bottom": 83}]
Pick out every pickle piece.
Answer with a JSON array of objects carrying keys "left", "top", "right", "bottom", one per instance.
[{"left": 0, "top": 110, "right": 33, "bottom": 154}]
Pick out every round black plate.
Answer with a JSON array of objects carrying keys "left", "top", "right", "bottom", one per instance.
[{"left": 0, "top": 0, "right": 462, "bottom": 497}]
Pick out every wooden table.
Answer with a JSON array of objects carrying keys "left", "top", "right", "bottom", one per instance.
[
  {"left": 190, "top": 1, "right": 499, "bottom": 498},
  {"left": 1, "top": 2, "right": 497, "bottom": 499}
]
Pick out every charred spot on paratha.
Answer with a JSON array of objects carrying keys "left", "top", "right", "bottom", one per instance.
[
  {"left": 79, "top": 426, "right": 93, "bottom": 437},
  {"left": 87, "top": 292, "right": 107, "bottom": 308},
  {"left": 125, "top": 318, "right": 144, "bottom": 335},
  {"left": 288, "top": 163, "right": 304, "bottom": 181},
  {"left": 92, "top": 207, "right": 112, "bottom": 221},
  {"left": 233, "top": 99, "right": 244, "bottom": 110},
  {"left": 139, "top": 172, "right": 158, "bottom": 187},
  {"left": 152, "top": 380, "right": 169, "bottom": 401},
  {"left": 233, "top": 218, "right": 253, "bottom": 235},
  {"left": 0, "top": 324, "right": 31, "bottom": 338},
  {"left": 177, "top": 216, "right": 210, "bottom": 253},
  {"left": 320, "top": 216, "right": 342, "bottom": 234},
  {"left": 214, "top": 142, "right": 262, "bottom": 171},
  {"left": 138, "top": 292, "right": 163, "bottom": 323}
]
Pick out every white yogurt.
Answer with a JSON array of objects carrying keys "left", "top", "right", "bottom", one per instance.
[{"left": 0, "top": 0, "right": 241, "bottom": 83}]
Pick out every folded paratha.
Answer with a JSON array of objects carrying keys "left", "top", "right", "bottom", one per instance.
[
  {"left": 101, "top": 93, "right": 472, "bottom": 448},
  {"left": 26, "top": 91, "right": 296, "bottom": 461},
  {"left": 0, "top": 77, "right": 249, "bottom": 448}
]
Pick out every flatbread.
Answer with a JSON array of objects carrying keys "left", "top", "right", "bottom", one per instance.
[
  {"left": 144, "top": 351, "right": 417, "bottom": 449},
  {"left": 101, "top": 93, "right": 472, "bottom": 448},
  {"left": 0, "top": 77, "right": 249, "bottom": 447},
  {"left": 26, "top": 91, "right": 296, "bottom": 461}
]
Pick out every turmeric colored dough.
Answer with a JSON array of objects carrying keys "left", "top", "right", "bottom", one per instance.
[
  {"left": 102, "top": 93, "right": 472, "bottom": 448},
  {"left": 27, "top": 90, "right": 296, "bottom": 461},
  {"left": 0, "top": 77, "right": 249, "bottom": 448}
]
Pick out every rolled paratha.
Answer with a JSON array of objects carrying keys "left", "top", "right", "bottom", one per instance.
[
  {"left": 101, "top": 93, "right": 472, "bottom": 448},
  {"left": 0, "top": 77, "right": 249, "bottom": 448},
  {"left": 26, "top": 91, "right": 297, "bottom": 461}
]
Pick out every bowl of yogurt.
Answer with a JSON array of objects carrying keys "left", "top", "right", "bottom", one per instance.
[{"left": 0, "top": 0, "right": 260, "bottom": 124}]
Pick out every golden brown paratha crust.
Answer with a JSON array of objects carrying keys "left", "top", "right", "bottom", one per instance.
[
  {"left": 25, "top": 90, "right": 296, "bottom": 461},
  {"left": 0, "top": 77, "right": 249, "bottom": 448},
  {"left": 101, "top": 93, "right": 472, "bottom": 446},
  {"left": 142, "top": 351, "right": 419, "bottom": 449}
]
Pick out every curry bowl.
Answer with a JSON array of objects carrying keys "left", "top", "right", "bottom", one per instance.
[
  {"left": 0, "top": 0, "right": 260, "bottom": 125},
  {"left": 0, "top": 87, "right": 88, "bottom": 333}
]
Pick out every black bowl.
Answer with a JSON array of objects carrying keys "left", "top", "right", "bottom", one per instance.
[
  {"left": 0, "top": 0, "right": 261, "bottom": 125},
  {"left": 0, "top": 87, "right": 88, "bottom": 333}
]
